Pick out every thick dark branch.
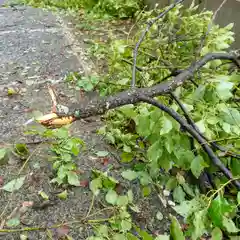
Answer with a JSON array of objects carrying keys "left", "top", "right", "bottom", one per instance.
[
  {"left": 58, "top": 53, "right": 240, "bottom": 118},
  {"left": 131, "top": 0, "right": 184, "bottom": 87},
  {"left": 139, "top": 96, "right": 240, "bottom": 190},
  {"left": 170, "top": 94, "right": 215, "bottom": 191}
]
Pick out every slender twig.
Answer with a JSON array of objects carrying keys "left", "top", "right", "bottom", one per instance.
[
  {"left": 122, "top": 59, "right": 143, "bottom": 71},
  {"left": 85, "top": 195, "right": 95, "bottom": 218},
  {"left": 131, "top": 0, "right": 184, "bottom": 87},
  {"left": 47, "top": 84, "right": 58, "bottom": 112},
  {"left": 196, "top": 0, "right": 228, "bottom": 57},
  {"left": 232, "top": 98, "right": 240, "bottom": 102},
  {"left": 170, "top": 93, "right": 240, "bottom": 159},
  {"left": 139, "top": 95, "right": 240, "bottom": 190}
]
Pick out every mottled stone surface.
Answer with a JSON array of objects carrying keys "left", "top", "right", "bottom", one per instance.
[
  {"left": 0, "top": 4, "right": 173, "bottom": 240},
  {"left": 0, "top": 5, "right": 84, "bottom": 141}
]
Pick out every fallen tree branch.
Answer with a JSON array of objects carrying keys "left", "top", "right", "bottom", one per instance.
[
  {"left": 139, "top": 95, "right": 240, "bottom": 190},
  {"left": 57, "top": 53, "right": 240, "bottom": 119},
  {"left": 131, "top": 0, "right": 184, "bottom": 87}
]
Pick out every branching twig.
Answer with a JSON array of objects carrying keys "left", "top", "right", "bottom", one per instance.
[
  {"left": 139, "top": 95, "right": 240, "bottom": 190},
  {"left": 131, "top": 0, "right": 184, "bottom": 87},
  {"left": 57, "top": 53, "right": 240, "bottom": 119}
]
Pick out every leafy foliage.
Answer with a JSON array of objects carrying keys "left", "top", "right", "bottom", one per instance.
[
  {"left": 65, "top": 72, "right": 99, "bottom": 92},
  {"left": 1, "top": 176, "right": 26, "bottom": 192},
  {"left": 26, "top": 126, "right": 85, "bottom": 186},
  {"left": 19, "top": 0, "right": 144, "bottom": 19},
  {"left": 88, "top": 3, "right": 240, "bottom": 239}
]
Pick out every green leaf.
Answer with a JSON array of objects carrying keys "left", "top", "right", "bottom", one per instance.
[
  {"left": 95, "top": 151, "right": 109, "bottom": 157},
  {"left": 57, "top": 190, "right": 68, "bottom": 200},
  {"left": 14, "top": 143, "right": 29, "bottom": 157},
  {"left": 58, "top": 165, "right": 69, "bottom": 179},
  {"left": 164, "top": 135, "right": 174, "bottom": 153},
  {"left": 105, "top": 189, "right": 118, "bottom": 205},
  {"left": 139, "top": 172, "right": 152, "bottom": 186},
  {"left": 67, "top": 171, "right": 79, "bottom": 186},
  {"left": 169, "top": 215, "right": 185, "bottom": 240},
  {"left": 121, "top": 219, "right": 132, "bottom": 232},
  {"left": 70, "top": 143, "right": 80, "bottom": 156},
  {"left": 166, "top": 177, "right": 178, "bottom": 190},
  {"left": 195, "top": 120, "right": 206, "bottom": 133},
  {"left": 96, "top": 225, "right": 108, "bottom": 237},
  {"left": 102, "top": 176, "right": 118, "bottom": 189},
  {"left": 113, "top": 233, "right": 126, "bottom": 240},
  {"left": 230, "top": 157, "right": 240, "bottom": 176},
  {"left": 192, "top": 209, "right": 207, "bottom": 240},
  {"left": 155, "top": 235, "right": 170, "bottom": 240},
  {"left": 135, "top": 227, "right": 154, "bottom": 240},
  {"left": 191, "top": 155, "right": 209, "bottom": 178},
  {"left": 173, "top": 186, "right": 185, "bottom": 203},
  {"left": 6, "top": 218, "right": 20, "bottom": 227},
  {"left": 53, "top": 161, "right": 61, "bottom": 170},
  {"left": 220, "top": 107, "right": 240, "bottom": 125},
  {"left": 207, "top": 116, "right": 219, "bottom": 125},
  {"left": 123, "top": 145, "right": 132, "bottom": 153},
  {"left": 117, "top": 195, "right": 129, "bottom": 206},
  {"left": 126, "top": 232, "right": 139, "bottom": 240},
  {"left": 121, "top": 152, "right": 134, "bottom": 163},
  {"left": 127, "top": 190, "right": 133, "bottom": 203},
  {"left": 222, "top": 122, "right": 231, "bottom": 133},
  {"left": 208, "top": 195, "right": 234, "bottom": 228},
  {"left": 181, "top": 183, "right": 195, "bottom": 197},
  {"left": 2, "top": 176, "right": 26, "bottom": 192},
  {"left": 90, "top": 178, "right": 102, "bottom": 195},
  {"left": 222, "top": 216, "right": 239, "bottom": 233},
  {"left": 211, "top": 227, "right": 222, "bottom": 240},
  {"left": 0, "top": 148, "right": 7, "bottom": 160},
  {"left": 147, "top": 140, "right": 162, "bottom": 162},
  {"left": 173, "top": 198, "right": 204, "bottom": 218},
  {"left": 121, "top": 170, "right": 139, "bottom": 181},
  {"left": 216, "top": 81, "right": 233, "bottom": 100},
  {"left": 160, "top": 117, "right": 173, "bottom": 135},
  {"left": 142, "top": 186, "right": 151, "bottom": 197},
  {"left": 193, "top": 85, "right": 206, "bottom": 100},
  {"left": 86, "top": 237, "right": 103, "bottom": 240},
  {"left": 38, "top": 190, "right": 49, "bottom": 200},
  {"left": 174, "top": 150, "right": 195, "bottom": 170},
  {"left": 53, "top": 127, "right": 69, "bottom": 139},
  {"left": 119, "top": 104, "right": 137, "bottom": 118},
  {"left": 237, "top": 192, "right": 240, "bottom": 205},
  {"left": 229, "top": 237, "right": 239, "bottom": 240},
  {"left": 136, "top": 115, "right": 151, "bottom": 136}
]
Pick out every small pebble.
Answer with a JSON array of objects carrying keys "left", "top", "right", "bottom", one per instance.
[
  {"left": 163, "top": 189, "right": 170, "bottom": 197},
  {"left": 168, "top": 200, "right": 176, "bottom": 207}
]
